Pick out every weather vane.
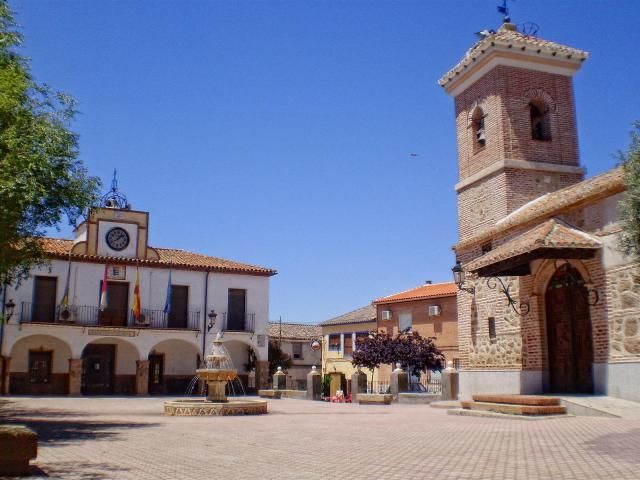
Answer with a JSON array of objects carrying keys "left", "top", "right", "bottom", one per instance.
[
  {"left": 497, "top": 0, "right": 512, "bottom": 23},
  {"left": 100, "top": 168, "right": 130, "bottom": 209}
]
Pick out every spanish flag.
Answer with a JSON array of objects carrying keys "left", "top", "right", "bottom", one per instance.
[{"left": 132, "top": 267, "right": 141, "bottom": 320}]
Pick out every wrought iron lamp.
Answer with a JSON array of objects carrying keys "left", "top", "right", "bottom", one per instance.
[
  {"left": 4, "top": 299, "right": 15, "bottom": 322},
  {"left": 206, "top": 309, "right": 218, "bottom": 332},
  {"left": 452, "top": 261, "right": 475, "bottom": 294}
]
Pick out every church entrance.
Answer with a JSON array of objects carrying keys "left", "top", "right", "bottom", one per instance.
[{"left": 545, "top": 263, "right": 594, "bottom": 394}]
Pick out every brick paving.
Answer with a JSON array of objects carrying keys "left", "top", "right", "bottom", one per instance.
[{"left": 2, "top": 396, "right": 640, "bottom": 479}]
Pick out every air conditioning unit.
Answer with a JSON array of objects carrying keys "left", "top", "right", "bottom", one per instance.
[
  {"left": 428, "top": 305, "right": 442, "bottom": 317},
  {"left": 381, "top": 310, "right": 392, "bottom": 321}
]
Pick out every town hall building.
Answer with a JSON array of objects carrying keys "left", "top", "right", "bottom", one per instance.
[
  {"left": 0, "top": 180, "right": 276, "bottom": 396},
  {"left": 441, "top": 21, "right": 640, "bottom": 401}
]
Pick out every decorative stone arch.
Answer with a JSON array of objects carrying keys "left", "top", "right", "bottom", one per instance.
[{"left": 9, "top": 334, "right": 73, "bottom": 374}]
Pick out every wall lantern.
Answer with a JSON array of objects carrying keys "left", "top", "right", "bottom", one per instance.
[
  {"left": 452, "top": 261, "right": 475, "bottom": 294},
  {"left": 4, "top": 298, "right": 15, "bottom": 322},
  {"left": 206, "top": 309, "right": 218, "bottom": 332}
]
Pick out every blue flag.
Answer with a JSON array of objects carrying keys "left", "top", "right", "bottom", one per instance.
[{"left": 163, "top": 269, "right": 172, "bottom": 314}]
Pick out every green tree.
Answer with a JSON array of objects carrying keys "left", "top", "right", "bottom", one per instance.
[
  {"left": 619, "top": 121, "right": 640, "bottom": 258},
  {"left": 268, "top": 340, "right": 292, "bottom": 376},
  {"left": 0, "top": 1, "right": 100, "bottom": 286}
]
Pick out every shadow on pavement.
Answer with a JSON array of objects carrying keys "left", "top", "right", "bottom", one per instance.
[{"left": 585, "top": 428, "right": 640, "bottom": 463}]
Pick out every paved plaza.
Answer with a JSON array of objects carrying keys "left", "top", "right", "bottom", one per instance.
[{"left": 2, "top": 396, "right": 640, "bottom": 479}]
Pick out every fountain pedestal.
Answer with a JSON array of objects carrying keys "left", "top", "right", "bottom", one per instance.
[{"left": 196, "top": 369, "right": 236, "bottom": 403}]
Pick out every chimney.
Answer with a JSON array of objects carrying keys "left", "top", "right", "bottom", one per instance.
[{"left": 425, "top": 280, "right": 432, "bottom": 284}]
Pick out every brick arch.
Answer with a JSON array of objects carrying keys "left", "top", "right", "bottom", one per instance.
[
  {"left": 466, "top": 99, "right": 488, "bottom": 127},
  {"left": 532, "top": 259, "right": 593, "bottom": 298},
  {"left": 522, "top": 88, "right": 556, "bottom": 113}
]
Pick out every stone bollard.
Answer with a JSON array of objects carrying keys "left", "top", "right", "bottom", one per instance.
[
  {"left": 390, "top": 363, "right": 409, "bottom": 400},
  {"left": 273, "top": 366, "right": 286, "bottom": 390},
  {"left": 441, "top": 361, "right": 459, "bottom": 401},
  {"left": 351, "top": 369, "right": 368, "bottom": 402},
  {"left": 306, "top": 366, "right": 322, "bottom": 401},
  {"left": 0, "top": 425, "right": 37, "bottom": 476}
]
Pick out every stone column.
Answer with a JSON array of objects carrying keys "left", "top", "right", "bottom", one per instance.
[
  {"left": 1, "top": 356, "right": 11, "bottom": 395},
  {"left": 441, "top": 361, "right": 459, "bottom": 401},
  {"left": 390, "top": 363, "right": 408, "bottom": 400},
  {"left": 68, "top": 358, "right": 83, "bottom": 396},
  {"left": 351, "top": 369, "right": 367, "bottom": 402},
  {"left": 256, "top": 360, "right": 269, "bottom": 390},
  {"left": 135, "top": 360, "right": 150, "bottom": 396},
  {"left": 273, "top": 366, "right": 286, "bottom": 390},
  {"left": 306, "top": 366, "right": 322, "bottom": 400}
]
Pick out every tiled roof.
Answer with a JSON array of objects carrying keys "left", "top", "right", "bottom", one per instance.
[
  {"left": 465, "top": 218, "right": 602, "bottom": 274},
  {"left": 320, "top": 305, "right": 376, "bottom": 327},
  {"left": 268, "top": 322, "right": 321, "bottom": 340},
  {"left": 39, "top": 238, "right": 277, "bottom": 276},
  {"left": 455, "top": 167, "right": 625, "bottom": 251},
  {"left": 374, "top": 282, "right": 457, "bottom": 305},
  {"left": 439, "top": 23, "right": 589, "bottom": 87}
]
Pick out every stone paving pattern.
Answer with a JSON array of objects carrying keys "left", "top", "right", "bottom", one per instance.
[{"left": 2, "top": 396, "right": 640, "bottom": 479}]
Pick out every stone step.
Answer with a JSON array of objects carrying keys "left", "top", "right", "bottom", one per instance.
[
  {"left": 472, "top": 394, "right": 561, "bottom": 406},
  {"left": 461, "top": 401, "right": 567, "bottom": 416}
]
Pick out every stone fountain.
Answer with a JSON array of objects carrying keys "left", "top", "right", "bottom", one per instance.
[{"left": 164, "top": 333, "right": 268, "bottom": 416}]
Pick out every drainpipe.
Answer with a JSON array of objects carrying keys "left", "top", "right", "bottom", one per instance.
[{"left": 201, "top": 270, "right": 209, "bottom": 361}]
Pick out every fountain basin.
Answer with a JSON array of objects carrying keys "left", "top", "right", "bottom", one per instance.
[{"left": 164, "top": 398, "right": 268, "bottom": 416}]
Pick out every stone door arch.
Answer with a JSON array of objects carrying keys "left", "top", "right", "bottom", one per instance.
[{"left": 545, "top": 263, "right": 594, "bottom": 393}]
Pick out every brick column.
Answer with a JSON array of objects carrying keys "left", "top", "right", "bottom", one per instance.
[
  {"left": 256, "top": 360, "right": 269, "bottom": 390},
  {"left": 1, "top": 356, "right": 11, "bottom": 395},
  {"left": 136, "top": 360, "right": 150, "bottom": 396},
  {"left": 68, "top": 358, "right": 83, "bottom": 396}
]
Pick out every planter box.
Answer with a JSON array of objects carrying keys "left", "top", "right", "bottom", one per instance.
[
  {"left": 0, "top": 425, "right": 37, "bottom": 476},
  {"left": 258, "top": 390, "right": 283, "bottom": 399},
  {"left": 358, "top": 393, "right": 393, "bottom": 405}
]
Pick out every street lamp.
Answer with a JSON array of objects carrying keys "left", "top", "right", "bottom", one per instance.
[
  {"left": 206, "top": 309, "right": 217, "bottom": 332},
  {"left": 4, "top": 299, "right": 15, "bottom": 322},
  {"left": 452, "top": 261, "right": 475, "bottom": 294}
]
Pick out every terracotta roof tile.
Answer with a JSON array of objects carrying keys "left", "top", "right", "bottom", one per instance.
[
  {"left": 320, "top": 305, "right": 376, "bottom": 327},
  {"left": 374, "top": 282, "right": 457, "bottom": 304},
  {"left": 465, "top": 218, "right": 602, "bottom": 273},
  {"left": 268, "top": 322, "right": 321, "bottom": 340},
  {"left": 439, "top": 23, "right": 589, "bottom": 86},
  {"left": 38, "top": 238, "right": 276, "bottom": 276},
  {"left": 455, "top": 167, "right": 625, "bottom": 251}
]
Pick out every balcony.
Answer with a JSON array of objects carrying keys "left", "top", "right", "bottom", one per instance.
[
  {"left": 221, "top": 312, "right": 255, "bottom": 333},
  {"left": 19, "top": 302, "right": 201, "bottom": 330}
]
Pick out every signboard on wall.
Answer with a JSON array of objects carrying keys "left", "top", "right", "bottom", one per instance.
[{"left": 107, "top": 265, "right": 126, "bottom": 280}]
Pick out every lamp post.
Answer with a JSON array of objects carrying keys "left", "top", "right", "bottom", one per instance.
[
  {"left": 206, "top": 309, "right": 217, "bottom": 332},
  {"left": 4, "top": 299, "right": 15, "bottom": 322},
  {"left": 452, "top": 261, "right": 475, "bottom": 294}
]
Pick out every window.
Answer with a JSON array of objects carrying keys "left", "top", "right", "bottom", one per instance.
[
  {"left": 471, "top": 107, "right": 486, "bottom": 151},
  {"left": 453, "top": 358, "right": 461, "bottom": 370},
  {"left": 529, "top": 101, "right": 551, "bottom": 141},
  {"left": 481, "top": 242, "right": 492, "bottom": 254},
  {"left": 29, "top": 351, "right": 52, "bottom": 384},
  {"left": 227, "top": 288, "right": 246, "bottom": 331},
  {"left": 488, "top": 317, "right": 497, "bottom": 343},
  {"left": 292, "top": 343, "right": 303, "bottom": 360},
  {"left": 398, "top": 313, "right": 412, "bottom": 333},
  {"left": 168, "top": 285, "right": 189, "bottom": 328},
  {"left": 32, "top": 276, "right": 57, "bottom": 323},
  {"left": 149, "top": 354, "right": 163, "bottom": 385},
  {"left": 344, "top": 334, "right": 353, "bottom": 356},
  {"left": 328, "top": 334, "right": 341, "bottom": 351},
  {"left": 355, "top": 331, "right": 369, "bottom": 347}
]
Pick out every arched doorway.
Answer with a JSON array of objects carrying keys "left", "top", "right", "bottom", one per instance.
[
  {"left": 545, "top": 263, "right": 594, "bottom": 393},
  {"left": 147, "top": 339, "right": 200, "bottom": 395},
  {"left": 81, "top": 338, "right": 139, "bottom": 395}
]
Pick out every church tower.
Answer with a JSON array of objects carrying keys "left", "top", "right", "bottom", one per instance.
[{"left": 439, "top": 22, "right": 588, "bottom": 241}]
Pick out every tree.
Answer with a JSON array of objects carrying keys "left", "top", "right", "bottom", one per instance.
[
  {"left": 0, "top": 1, "right": 100, "bottom": 287},
  {"left": 268, "top": 340, "right": 292, "bottom": 376},
  {"left": 619, "top": 121, "right": 640, "bottom": 258},
  {"left": 351, "top": 331, "right": 445, "bottom": 387}
]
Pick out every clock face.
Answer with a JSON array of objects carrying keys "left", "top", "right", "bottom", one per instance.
[{"left": 105, "top": 227, "right": 130, "bottom": 251}]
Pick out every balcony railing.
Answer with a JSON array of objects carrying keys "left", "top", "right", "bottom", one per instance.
[
  {"left": 221, "top": 312, "right": 255, "bottom": 333},
  {"left": 19, "top": 302, "right": 200, "bottom": 330}
]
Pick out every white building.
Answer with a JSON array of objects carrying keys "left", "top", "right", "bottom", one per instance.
[{"left": 0, "top": 190, "right": 276, "bottom": 396}]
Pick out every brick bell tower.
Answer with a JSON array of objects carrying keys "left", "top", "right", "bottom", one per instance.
[{"left": 439, "top": 21, "right": 589, "bottom": 241}]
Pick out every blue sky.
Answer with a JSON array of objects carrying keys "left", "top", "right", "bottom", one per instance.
[{"left": 12, "top": 1, "right": 640, "bottom": 324}]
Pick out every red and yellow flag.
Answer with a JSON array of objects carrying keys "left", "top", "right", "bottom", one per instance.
[{"left": 132, "top": 267, "right": 141, "bottom": 320}]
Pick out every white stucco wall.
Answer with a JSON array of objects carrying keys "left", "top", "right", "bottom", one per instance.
[{"left": 150, "top": 339, "right": 199, "bottom": 375}]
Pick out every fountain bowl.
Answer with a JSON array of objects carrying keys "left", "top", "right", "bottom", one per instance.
[{"left": 164, "top": 398, "right": 268, "bottom": 416}]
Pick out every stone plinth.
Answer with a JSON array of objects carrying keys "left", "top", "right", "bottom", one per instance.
[
  {"left": 390, "top": 365, "right": 408, "bottom": 400},
  {"left": 358, "top": 393, "right": 393, "bottom": 405},
  {"left": 258, "top": 389, "right": 282, "bottom": 399},
  {"left": 136, "top": 360, "right": 150, "bottom": 396},
  {"left": 351, "top": 370, "right": 367, "bottom": 402},
  {"left": 273, "top": 368, "right": 286, "bottom": 390},
  {"left": 442, "top": 364, "right": 459, "bottom": 401},
  {"left": 0, "top": 425, "right": 37, "bottom": 476},
  {"left": 306, "top": 367, "right": 322, "bottom": 401}
]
